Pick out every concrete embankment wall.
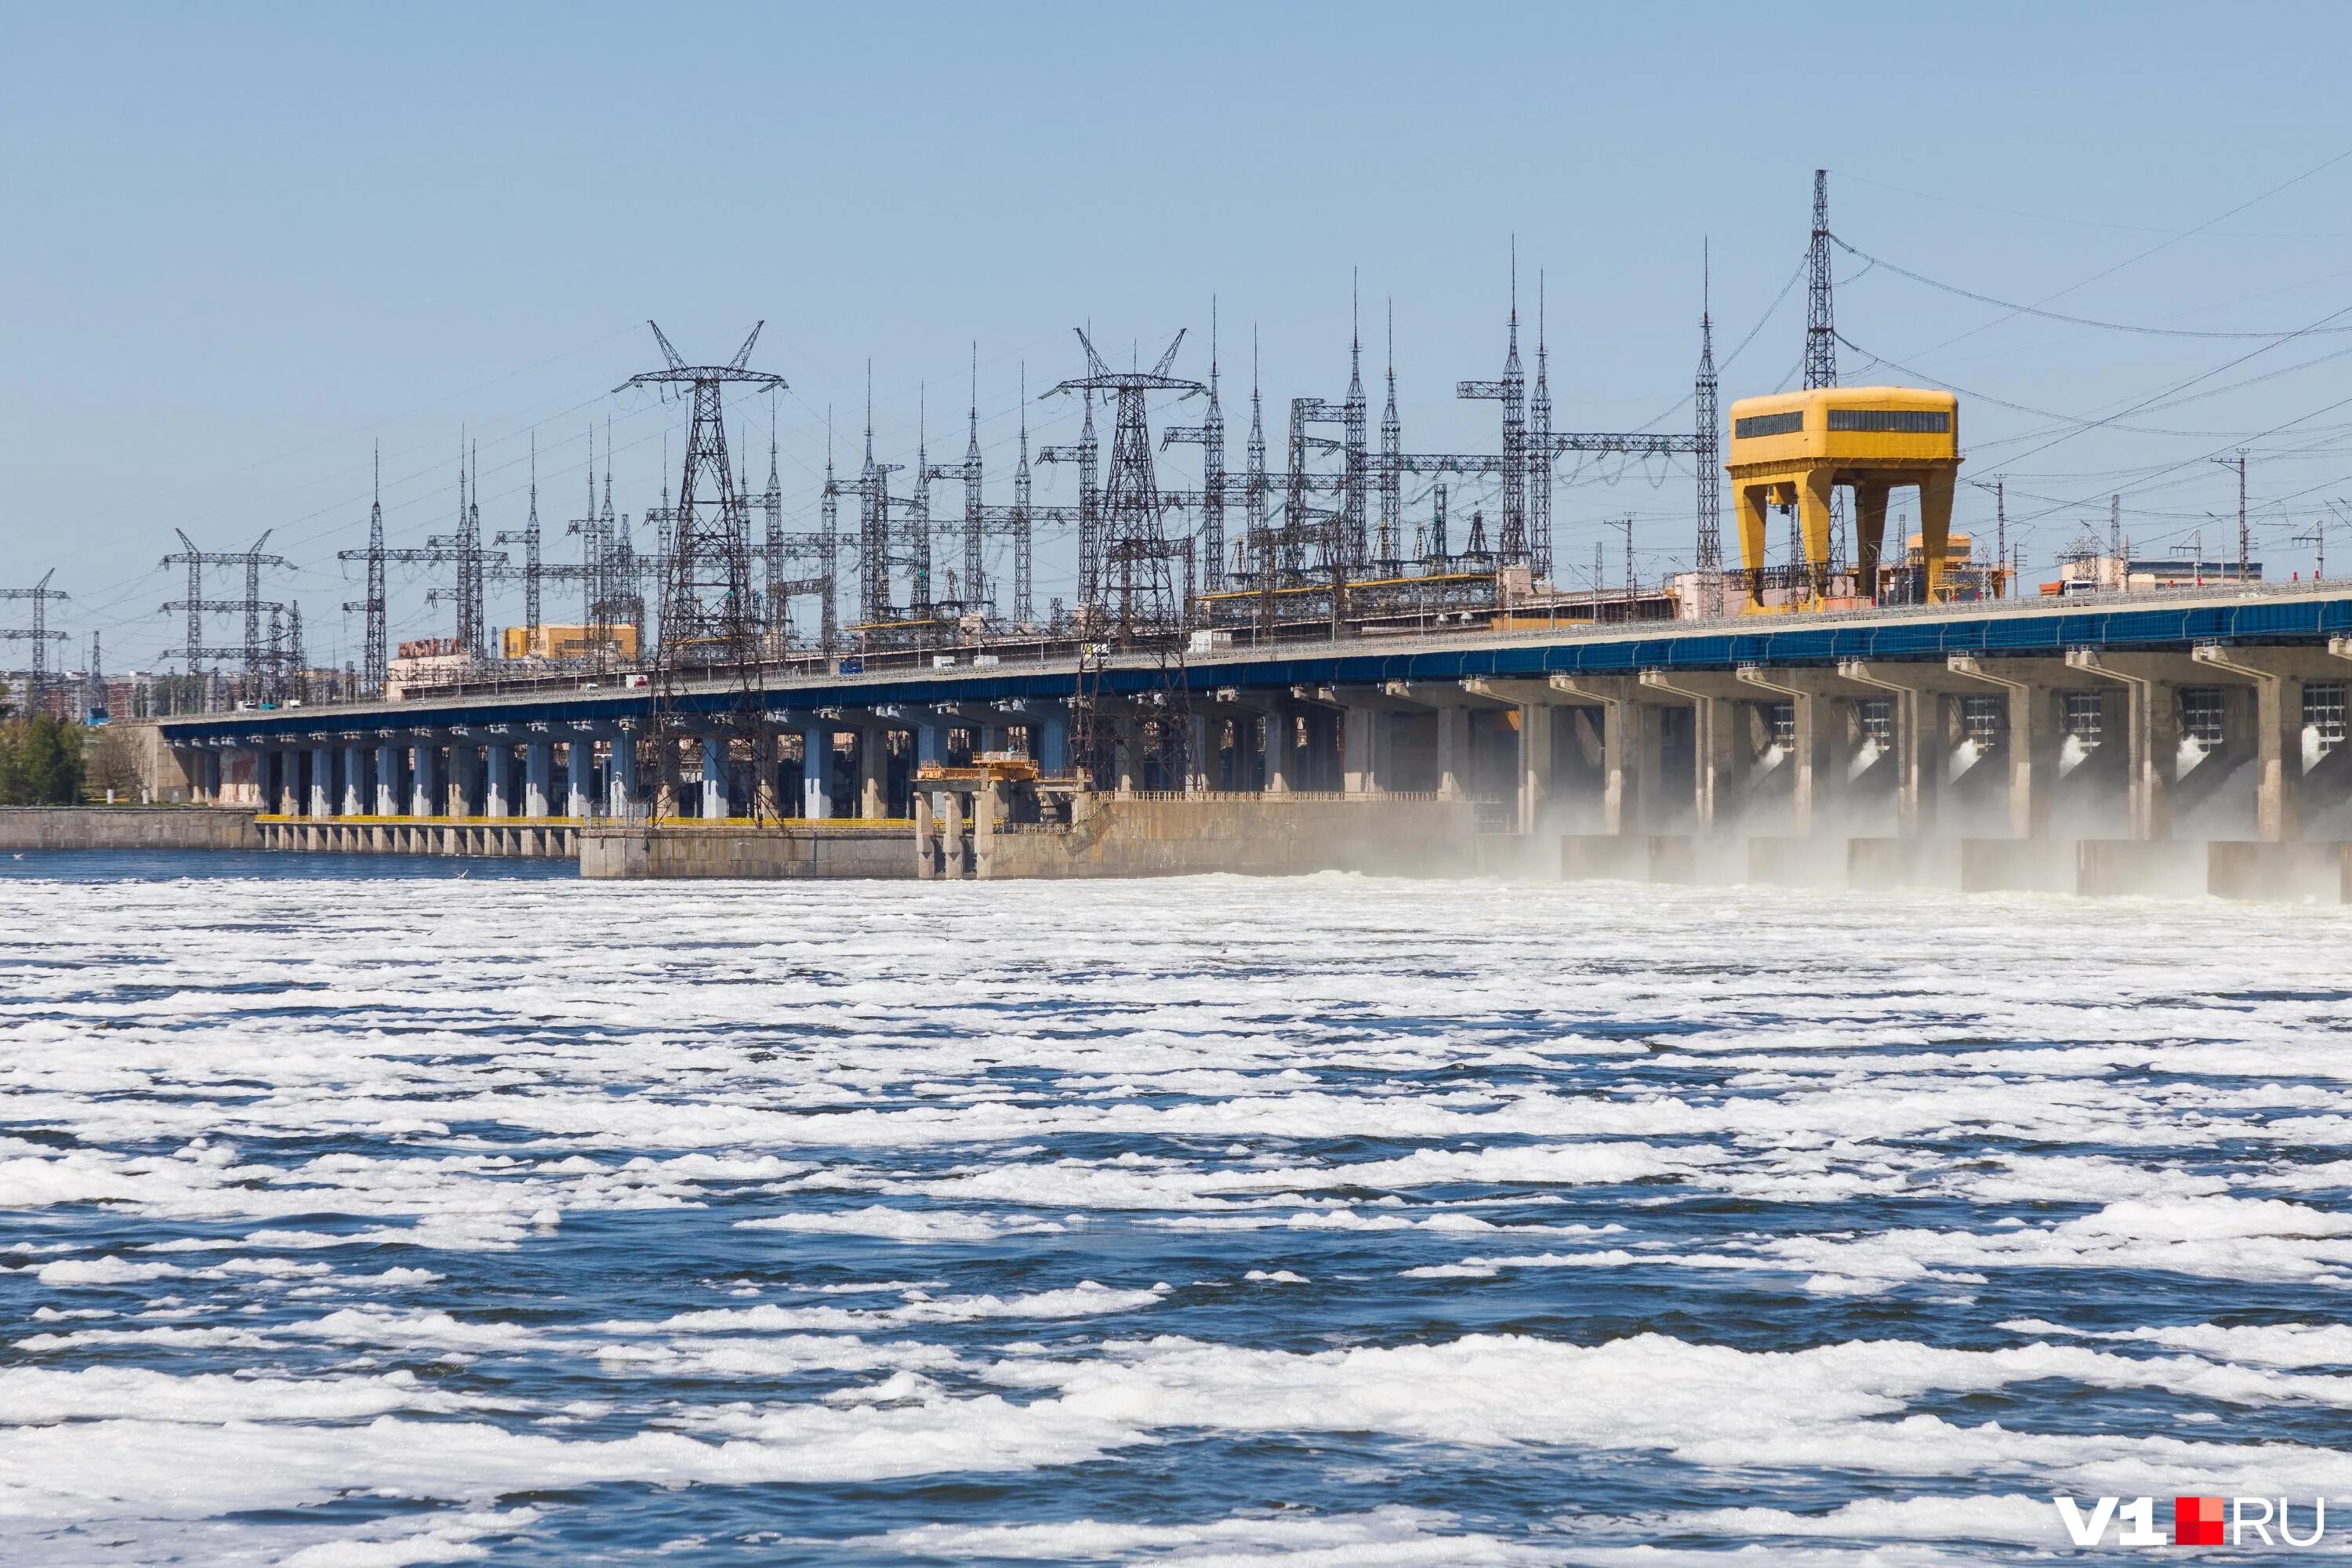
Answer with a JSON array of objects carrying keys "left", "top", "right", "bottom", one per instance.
[
  {"left": 986, "top": 796, "right": 1479, "bottom": 880},
  {"left": 579, "top": 823, "right": 913, "bottom": 880},
  {"left": 0, "top": 807, "right": 260, "bottom": 851}
]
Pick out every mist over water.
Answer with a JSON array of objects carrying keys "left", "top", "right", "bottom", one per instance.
[{"left": 3, "top": 855, "right": 2350, "bottom": 1564}]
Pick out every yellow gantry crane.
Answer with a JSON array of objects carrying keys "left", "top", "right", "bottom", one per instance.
[{"left": 1725, "top": 385, "right": 1962, "bottom": 612}]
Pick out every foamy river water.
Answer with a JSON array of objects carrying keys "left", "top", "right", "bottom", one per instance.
[{"left": 3, "top": 852, "right": 2350, "bottom": 1565}]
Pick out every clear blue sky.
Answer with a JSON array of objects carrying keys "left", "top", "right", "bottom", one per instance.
[{"left": 6, "top": 2, "right": 2352, "bottom": 670}]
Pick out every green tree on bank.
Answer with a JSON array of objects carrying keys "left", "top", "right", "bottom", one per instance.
[{"left": 0, "top": 713, "right": 89, "bottom": 804}]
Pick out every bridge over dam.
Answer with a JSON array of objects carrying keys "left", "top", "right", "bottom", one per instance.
[{"left": 146, "top": 583, "right": 2352, "bottom": 898}]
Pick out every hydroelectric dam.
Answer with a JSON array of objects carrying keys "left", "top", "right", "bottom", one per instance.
[{"left": 138, "top": 581, "right": 2352, "bottom": 899}]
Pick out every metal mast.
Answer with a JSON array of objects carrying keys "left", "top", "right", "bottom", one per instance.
[
  {"left": 1695, "top": 246, "right": 1724, "bottom": 616},
  {"left": 910, "top": 387, "right": 933, "bottom": 612},
  {"left": 963, "top": 350, "right": 986, "bottom": 611},
  {"left": 819, "top": 412, "right": 843, "bottom": 650},
  {"left": 493, "top": 434, "right": 543, "bottom": 645},
  {"left": 1379, "top": 301, "right": 1401, "bottom": 568},
  {"left": 342, "top": 445, "right": 389, "bottom": 693},
  {"left": 1344, "top": 275, "right": 1369, "bottom": 568},
  {"left": 1245, "top": 331, "right": 1271, "bottom": 623},
  {"left": 462, "top": 441, "right": 485, "bottom": 655},
  {"left": 1040, "top": 385, "right": 1102, "bottom": 616},
  {"left": 1804, "top": 169, "right": 1838, "bottom": 390},
  {"left": 0, "top": 570, "right": 70, "bottom": 717},
  {"left": 161, "top": 532, "right": 289, "bottom": 705},
  {"left": 1046, "top": 326, "right": 1203, "bottom": 784},
  {"left": 761, "top": 414, "right": 785, "bottom": 634},
  {"left": 1458, "top": 246, "right": 1529, "bottom": 564},
  {"left": 617, "top": 321, "right": 785, "bottom": 812},
  {"left": 1161, "top": 302, "right": 1229, "bottom": 595},
  {"left": 1530, "top": 271, "right": 1554, "bottom": 581},
  {"left": 1012, "top": 372, "right": 1036, "bottom": 623}
]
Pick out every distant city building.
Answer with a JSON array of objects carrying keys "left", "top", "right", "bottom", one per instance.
[
  {"left": 2045, "top": 554, "right": 2263, "bottom": 596},
  {"left": 499, "top": 623, "right": 639, "bottom": 661}
]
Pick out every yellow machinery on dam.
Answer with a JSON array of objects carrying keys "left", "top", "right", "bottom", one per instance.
[{"left": 1726, "top": 385, "right": 1962, "bottom": 613}]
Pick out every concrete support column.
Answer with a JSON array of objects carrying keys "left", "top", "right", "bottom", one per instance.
[
  {"left": 1436, "top": 707, "right": 1471, "bottom": 800},
  {"left": 1263, "top": 710, "right": 1294, "bottom": 795},
  {"left": 914, "top": 719, "right": 950, "bottom": 837},
  {"left": 1639, "top": 673, "right": 1751, "bottom": 837},
  {"left": 974, "top": 782, "right": 1000, "bottom": 878},
  {"left": 1840, "top": 662, "right": 1940, "bottom": 838},
  {"left": 309, "top": 746, "right": 333, "bottom": 819},
  {"left": 340, "top": 745, "right": 364, "bottom": 818},
  {"left": 2193, "top": 646, "right": 2311, "bottom": 843},
  {"left": 525, "top": 740, "right": 553, "bottom": 819},
  {"left": 914, "top": 790, "right": 936, "bottom": 878},
  {"left": 410, "top": 745, "right": 435, "bottom": 818},
  {"left": 446, "top": 745, "right": 474, "bottom": 818},
  {"left": 1036, "top": 711, "right": 1070, "bottom": 775},
  {"left": 1948, "top": 658, "right": 2061, "bottom": 840},
  {"left": 859, "top": 728, "right": 887, "bottom": 819},
  {"left": 802, "top": 725, "right": 835, "bottom": 819},
  {"left": 1737, "top": 668, "right": 1873, "bottom": 837},
  {"left": 700, "top": 734, "right": 729, "bottom": 820},
  {"left": 1188, "top": 713, "right": 1216, "bottom": 793},
  {"left": 1517, "top": 703, "right": 1552, "bottom": 832},
  {"left": 372, "top": 745, "right": 398, "bottom": 816},
  {"left": 610, "top": 733, "right": 641, "bottom": 818},
  {"left": 484, "top": 746, "right": 511, "bottom": 818},
  {"left": 753, "top": 731, "right": 780, "bottom": 821},
  {"left": 940, "top": 789, "right": 965, "bottom": 877},
  {"left": 566, "top": 737, "right": 593, "bottom": 819},
  {"left": 653, "top": 736, "right": 681, "bottom": 821},
  {"left": 1551, "top": 676, "right": 1639, "bottom": 834},
  {"left": 2070, "top": 653, "right": 2172, "bottom": 841},
  {"left": 1342, "top": 706, "right": 1383, "bottom": 795}
]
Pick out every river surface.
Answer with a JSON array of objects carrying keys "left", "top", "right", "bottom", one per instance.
[{"left": 2, "top": 852, "right": 2350, "bottom": 1565}]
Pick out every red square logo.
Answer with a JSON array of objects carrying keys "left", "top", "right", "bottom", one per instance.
[{"left": 2176, "top": 1496, "right": 2224, "bottom": 1546}]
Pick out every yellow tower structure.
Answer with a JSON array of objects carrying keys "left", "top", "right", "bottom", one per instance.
[{"left": 1724, "top": 385, "right": 1961, "bottom": 612}]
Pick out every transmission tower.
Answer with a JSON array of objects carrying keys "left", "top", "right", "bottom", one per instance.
[
  {"left": 1160, "top": 303, "right": 1229, "bottom": 595},
  {"left": 161, "top": 531, "right": 289, "bottom": 705},
  {"left": 0, "top": 569, "right": 71, "bottom": 717},
  {"left": 492, "top": 434, "right": 543, "bottom": 642},
  {"left": 1037, "top": 388, "right": 1100, "bottom": 612},
  {"left": 1530, "top": 273, "right": 1553, "bottom": 579},
  {"left": 1457, "top": 247, "right": 1530, "bottom": 564},
  {"left": 1379, "top": 302, "right": 1401, "bottom": 568},
  {"left": 617, "top": 321, "right": 785, "bottom": 818},
  {"left": 340, "top": 446, "right": 388, "bottom": 694},
  {"left": 1805, "top": 169, "right": 1837, "bottom": 390},
  {"left": 1046, "top": 326, "right": 1203, "bottom": 789},
  {"left": 1695, "top": 248, "right": 1724, "bottom": 616}
]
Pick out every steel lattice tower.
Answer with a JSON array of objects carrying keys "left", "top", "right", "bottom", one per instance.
[
  {"left": 1530, "top": 273, "right": 1553, "bottom": 581},
  {"left": 1011, "top": 377, "right": 1036, "bottom": 623},
  {"left": 619, "top": 321, "right": 786, "bottom": 818},
  {"left": 0, "top": 569, "right": 70, "bottom": 717},
  {"left": 1047, "top": 327, "right": 1203, "bottom": 788},
  {"left": 493, "top": 435, "right": 544, "bottom": 641},
  {"left": 1695, "top": 248, "right": 1724, "bottom": 617},
  {"left": 1458, "top": 249, "right": 1529, "bottom": 565},
  {"left": 1344, "top": 278, "right": 1369, "bottom": 568},
  {"left": 1804, "top": 169, "right": 1838, "bottom": 391},
  {"left": 161, "top": 531, "right": 289, "bottom": 706},
  {"left": 1160, "top": 304, "right": 1228, "bottom": 596},
  {"left": 342, "top": 446, "right": 389, "bottom": 693},
  {"left": 1379, "top": 303, "right": 1401, "bottom": 568}
]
